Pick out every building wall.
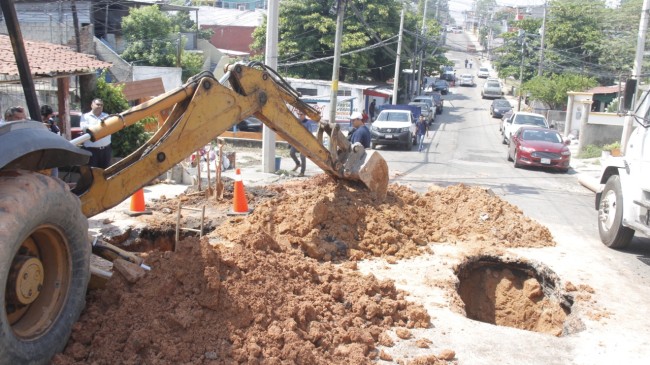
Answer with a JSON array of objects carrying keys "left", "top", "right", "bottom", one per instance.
[
  {"left": 204, "top": 25, "right": 255, "bottom": 54},
  {"left": 133, "top": 66, "right": 182, "bottom": 92}
]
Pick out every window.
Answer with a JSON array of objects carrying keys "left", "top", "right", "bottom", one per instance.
[
  {"left": 297, "top": 88, "right": 317, "bottom": 96},
  {"left": 337, "top": 90, "right": 351, "bottom": 96}
]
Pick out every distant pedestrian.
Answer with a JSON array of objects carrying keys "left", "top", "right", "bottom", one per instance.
[
  {"left": 465, "top": 59, "right": 468, "bottom": 68},
  {"left": 469, "top": 61, "right": 473, "bottom": 69},
  {"left": 290, "top": 111, "right": 310, "bottom": 176},
  {"left": 368, "top": 99, "right": 376, "bottom": 122},
  {"left": 80, "top": 98, "right": 112, "bottom": 169},
  {"left": 416, "top": 115, "right": 428, "bottom": 152},
  {"left": 41, "top": 105, "right": 61, "bottom": 177}
]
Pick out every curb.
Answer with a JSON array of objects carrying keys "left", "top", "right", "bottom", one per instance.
[{"left": 577, "top": 174, "right": 600, "bottom": 193}]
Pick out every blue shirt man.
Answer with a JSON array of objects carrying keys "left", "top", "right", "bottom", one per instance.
[{"left": 349, "top": 112, "right": 370, "bottom": 148}]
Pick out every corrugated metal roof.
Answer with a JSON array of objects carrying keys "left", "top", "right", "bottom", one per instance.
[
  {"left": 197, "top": 6, "right": 265, "bottom": 27},
  {"left": 0, "top": 35, "right": 111, "bottom": 82},
  {"left": 586, "top": 85, "right": 620, "bottom": 95}
]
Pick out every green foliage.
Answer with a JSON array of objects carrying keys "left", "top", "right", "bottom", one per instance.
[
  {"left": 603, "top": 141, "right": 621, "bottom": 151},
  {"left": 251, "top": 0, "right": 443, "bottom": 82},
  {"left": 121, "top": 6, "right": 177, "bottom": 66},
  {"left": 522, "top": 73, "right": 598, "bottom": 109},
  {"left": 181, "top": 52, "right": 204, "bottom": 82},
  {"left": 578, "top": 144, "right": 602, "bottom": 158},
  {"left": 93, "top": 72, "right": 151, "bottom": 157}
]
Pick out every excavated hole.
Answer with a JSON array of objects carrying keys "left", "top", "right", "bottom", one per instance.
[
  {"left": 113, "top": 226, "right": 214, "bottom": 252},
  {"left": 456, "top": 255, "right": 574, "bottom": 337}
]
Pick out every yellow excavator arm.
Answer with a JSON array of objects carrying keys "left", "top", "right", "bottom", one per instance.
[{"left": 73, "top": 63, "right": 388, "bottom": 217}]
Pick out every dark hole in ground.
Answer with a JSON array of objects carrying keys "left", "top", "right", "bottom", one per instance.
[
  {"left": 114, "top": 226, "right": 215, "bottom": 253},
  {"left": 456, "top": 255, "right": 574, "bottom": 336}
]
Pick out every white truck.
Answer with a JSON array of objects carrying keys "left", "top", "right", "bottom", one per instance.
[{"left": 596, "top": 88, "right": 650, "bottom": 248}]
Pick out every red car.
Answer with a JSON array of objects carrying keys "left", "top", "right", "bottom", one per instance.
[{"left": 507, "top": 127, "right": 571, "bottom": 172}]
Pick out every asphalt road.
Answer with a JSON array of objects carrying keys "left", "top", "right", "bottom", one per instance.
[{"left": 369, "top": 32, "right": 650, "bottom": 364}]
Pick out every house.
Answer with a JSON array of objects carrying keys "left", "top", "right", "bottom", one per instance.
[
  {"left": 188, "top": 1, "right": 266, "bottom": 10},
  {"left": 197, "top": 6, "right": 265, "bottom": 56},
  {"left": 0, "top": 34, "right": 111, "bottom": 137}
]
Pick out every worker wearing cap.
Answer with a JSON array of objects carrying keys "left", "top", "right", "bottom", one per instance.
[{"left": 349, "top": 111, "right": 370, "bottom": 148}]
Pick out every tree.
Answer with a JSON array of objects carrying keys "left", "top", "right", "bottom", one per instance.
[
  {"left": 121, "top": 6, "right": 177, "bottom": 67},
  {"left": 250, "top": 0, "right": 441, "bottom": 82},
  {"left": 121, "top": 6, "right": 208, "bottom": 81},
  {"left": 492, "top": 18, "right": 542, "bottom": 82},
  {"left": 522, "top": 73, "right": 598, "bottom": 110}
]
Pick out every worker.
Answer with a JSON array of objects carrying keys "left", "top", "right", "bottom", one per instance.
[
  {"left": 290, "top": 111, "right": 311, "bottom": 177},
  {"left": 349, "top": 112, "right": 370, "bottom": 148},
  {"left": 4, "top": 106, "right": 26, "bottom": 121},
  {"left": 40, "top": 105, "right": 61, "bottom": 177},
  {"left": 80, "top": 98, "right": 111, "bottom": 168}
]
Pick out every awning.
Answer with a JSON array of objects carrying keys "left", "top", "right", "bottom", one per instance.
[{"left": 363, "top": 89, "right": 392, "bottom": 98}]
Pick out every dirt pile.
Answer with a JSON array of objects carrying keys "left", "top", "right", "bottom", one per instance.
[
  {"left": 216, "top": 175, "right": 555, "bottom": 261},
  {"left": 53, "top": 176, "right": 556, "bottom": 364},
  {"left": 53, "top": 236, "right": 431, "bottom": 365}
]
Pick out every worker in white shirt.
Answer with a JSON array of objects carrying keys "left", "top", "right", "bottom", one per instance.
[{"left": 79, "top": 98, "right": 111, "bottom": 168}]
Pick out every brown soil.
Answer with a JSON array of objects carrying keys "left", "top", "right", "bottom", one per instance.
[{"left": 52, "top": 175, "right": 556, "bottom": 364}]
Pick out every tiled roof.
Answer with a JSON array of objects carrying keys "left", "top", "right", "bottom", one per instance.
[
  {"left": 0, "top": 35, "right": 111, "bottom": 81},
  {"left": 587, "top": 85, "right": 620, "bottom": 95}
]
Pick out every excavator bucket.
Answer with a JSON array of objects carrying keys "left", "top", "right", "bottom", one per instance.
[{"left": 358, "top": 151, "right": 389, "bottom": 200}]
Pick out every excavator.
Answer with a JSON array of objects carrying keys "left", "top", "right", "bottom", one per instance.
[{"left": 0, "top": 60, "right": 389, "bottom": 364}]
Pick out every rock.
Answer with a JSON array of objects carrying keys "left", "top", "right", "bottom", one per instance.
[
  {"left": 438, "top": 349, "right": 455, "bottom": 360},
  {"left": 113, "top": 258, "right": 146, "bottom": 283},
  {"left": 379, "top": 350, "right": 393, "bottom": 361},
  {"left": 395, "top": 328, "right": 412, "bottom": 339}
]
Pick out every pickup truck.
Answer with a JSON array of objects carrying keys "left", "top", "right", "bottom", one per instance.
[{"left": 370, "top": 105, "right": 418, "bottom": 150}]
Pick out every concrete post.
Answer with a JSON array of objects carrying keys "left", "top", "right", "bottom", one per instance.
[
  {"left": 262, "top": 0, "right": 279, "bottom": 173},
  {"left": 564, "top": 94, "right": 575, "bottom": 137},
  {"left": 576, "top": 100, "right": 593, "bottom": 154}
]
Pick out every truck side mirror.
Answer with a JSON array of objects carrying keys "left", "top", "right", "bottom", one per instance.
[{"left": 623, "top": 79, "right": 637, "bottom": 111}]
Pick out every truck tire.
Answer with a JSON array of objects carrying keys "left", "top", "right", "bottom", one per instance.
[
  {"left": 0, "top": 171, "right": 90, "bottom": 365},
  {"left": 598, "top": 175, "right": 635, "bottom": 248}
]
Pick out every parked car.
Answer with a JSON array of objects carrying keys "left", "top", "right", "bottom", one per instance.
[
  {"left": 481, "top": 79, "right": 503, "bottom": 99},
  {"left": 507, "top": 127, "right": 571, "bottom": 172},
  {"left": 489, "top": 99, "right": 512, "bottom": 119},
  {"left": 53, "top": 111, "right": 83, "bottom": 138},
  {"left": 408, "top": 101, "right": 434, "bottom": 124},
  {"left": 458, "top": 74, "right": 475, "bottom": 87},
  {"left": 477, "top": 67, "right": 490, "bottom": 78},
  {"left": 502, "top": 111, "right": 549, "bottom": 145},
  {"left": 433, "top": 79, "right": 450, "bottom": 94},
  {"left": 228, "top": 116, "right": 263, "bottom": 132},
  {"left": 370, "top": 108, "right": 416, "bottom": 150},
  {"left": 413, "top": 93, "right": 443, "bottom": 115}
]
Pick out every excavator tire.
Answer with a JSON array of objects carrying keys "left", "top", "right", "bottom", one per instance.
[
  {"left": 598, "top": 174, "right": 634, "bottom": 249},
  {"left": 0, "top": 170, "right": 90, "bottom": 365}
]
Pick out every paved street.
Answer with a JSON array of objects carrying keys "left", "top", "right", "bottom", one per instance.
[{"left": 363, "top": 31, "right": 650, "bottom": 364}]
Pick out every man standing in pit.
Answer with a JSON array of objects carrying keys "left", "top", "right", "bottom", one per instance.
[{"left": 80, "top": 98, "right": 111, "bottom": 168}]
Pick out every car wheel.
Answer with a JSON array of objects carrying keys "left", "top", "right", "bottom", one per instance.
[
  {"left": 370, "top": 141, "right": 376, "bottom": 150},
  {"left": 506, "top": 146, "right": 513, "bottom": 161},
  {"left": 598, "top": 175, "right": 635, "bottom": 248},
  {"left": 513, "top": 149, "right": 521, "bottom": 168},
  {"left": 502, "top": 134, "right": 508, "bottom": 145}
]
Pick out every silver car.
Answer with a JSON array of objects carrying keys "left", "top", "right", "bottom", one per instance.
[{"left": 481, "top": 80, "right": 503, "bottom": 99}]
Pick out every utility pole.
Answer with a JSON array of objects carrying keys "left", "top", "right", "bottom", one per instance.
[
  {"left": 416, "top": 0, "right": 429, "bottom": 94},
  {"left": 328, "top": 0, "right": 346, "bottom": 124},
  {"left": 517, "top": 31, "right": 526, "bottom": 111},
  {"left": 538, "top": 1, "right": 547, "bottom": 76},
  {"left": 262, "top": 0, "right": 279, "bottom": 172},
  {"left": 392, "top": 4, "right": 405, "bottom": 105},
  {"left": 621, "top": 0, "right": 650, "bottom": 154}
]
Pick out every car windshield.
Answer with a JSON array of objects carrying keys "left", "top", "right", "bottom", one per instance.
[
  {"left": 521, "top": 130, "right": 562, "bottom": 143},
  {"left": 480, "top": 68, "right": 488, "bottom": 72},
  {"left": 376, "top": 112, "right": 410, "bottom": 122},
  {"left": 435, "top": 80, "right": 447, "bottom": 86},
  {"left": 513, "top": 115, "right": 547, "bottom": 127},
  {"left": 493, "top": 100, "right": 510, "bottom": 108},
  {"left": 413, "top": 98, "right": 432, "bottom": 106}
]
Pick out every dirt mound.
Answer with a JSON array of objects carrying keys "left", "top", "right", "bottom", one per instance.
[
  {"left": 216, "top": 176, "right": 554, "bottom": 261},
  {"left": 53, "top": 176, "right": 555, "bottom": 364},
  {"left": 52, "top": 237, "right": 430, "bottom": 365}
]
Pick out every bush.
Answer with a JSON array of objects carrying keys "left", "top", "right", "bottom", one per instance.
[
  {"left": 578, "top": 144, "right": 602, "bottom": 158},
  {"left": 603, "top": 141, "right": 621, "bottom": 151}
]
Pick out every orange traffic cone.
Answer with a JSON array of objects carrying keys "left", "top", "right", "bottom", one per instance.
[
  {"left": 125, "top": 188, "right": 152, "bottom": 216},
  {"left": 228, "top": 169, "right": 252, "bottom": 215}
]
